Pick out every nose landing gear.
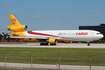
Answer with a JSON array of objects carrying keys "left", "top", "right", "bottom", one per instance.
[{"left": 87, "top": 41, "right": 90, "bottom": 46}]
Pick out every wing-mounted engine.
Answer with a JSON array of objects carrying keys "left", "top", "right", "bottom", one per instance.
[
  {"left": 48, "top": 38, "right": 57, "bottom": 45},
  {"left": 7, "top": 25, "right": 27, "bottom": 32}
]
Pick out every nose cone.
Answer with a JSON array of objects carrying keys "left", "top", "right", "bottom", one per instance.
[{"left": 98, "top": 34, "right": 104, "bottom": 39}]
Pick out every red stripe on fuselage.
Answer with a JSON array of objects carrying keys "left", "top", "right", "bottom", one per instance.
[{"left": 27, "top": 31, "right": 62, "bottom": 38}]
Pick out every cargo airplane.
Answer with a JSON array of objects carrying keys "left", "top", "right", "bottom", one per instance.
[{"left": 5, "top": 14, "right": 103, "bottom": 46}]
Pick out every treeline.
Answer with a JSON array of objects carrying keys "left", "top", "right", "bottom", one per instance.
[
  {"left": 0, "top": 34, "right": 26, "bottom": 42},
  {"left": 0, "top": 34, "right": 17, "bottom": 40}
]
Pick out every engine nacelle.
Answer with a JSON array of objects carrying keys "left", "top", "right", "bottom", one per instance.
[
  {"left": 7, "top": 25, "right": 27, "bottom": 32},
  {"left": 49, "top": 38, "right": 57, "bottom": 45}
]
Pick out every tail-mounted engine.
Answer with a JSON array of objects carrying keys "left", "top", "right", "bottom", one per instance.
[{"left": 7, "top": 25, "right": 27, "bottom": 32}]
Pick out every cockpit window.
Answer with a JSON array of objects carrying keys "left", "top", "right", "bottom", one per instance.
[{"left": 96, "top": 33, "right": 101, "bottom": 35}]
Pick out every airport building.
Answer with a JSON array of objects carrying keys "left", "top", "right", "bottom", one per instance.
[{"left": 79, "top": 24, "right": 105, "bottom": 34}]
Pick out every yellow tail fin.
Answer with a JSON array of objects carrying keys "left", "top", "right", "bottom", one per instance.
[{"left": 9, "top": 14, "right": 21, "bottom": 26}]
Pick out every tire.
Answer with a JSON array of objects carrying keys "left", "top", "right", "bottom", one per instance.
[
  {"left": 50, "top": 44, "right": 56, "bottom": 45},
  {"left": 40, "top": 43, "right": 48, "bottom": 45},
  {"left": 87, "top": 43, "right": 90, "bottom": 46}
]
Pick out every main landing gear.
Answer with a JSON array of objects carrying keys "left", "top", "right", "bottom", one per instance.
[
  {"left": 40, "top": 39, "right": 57, "bottom": 46},
  {"left": 50, "top": 44, "right": 56, "bottom": 45},
  {"left": 40, "top": 42, "right": 48, "bottom": 45},
  {"left": 40, "top": 40, "right": 48, "bottom": 45},
  {"left": 40, "top": 42, "right": 56, "bottom": 45}
]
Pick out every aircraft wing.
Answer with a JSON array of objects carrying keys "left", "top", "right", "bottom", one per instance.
[{"left": 10, "top": 36, "right": 62, "bottom": 39}]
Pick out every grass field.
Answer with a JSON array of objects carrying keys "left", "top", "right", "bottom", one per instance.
[
  {"left": 0, "top": 47, "right": 105, "bottom": 66},
  {"left": 0, "top": 67, "right": 58, "bottom": 70}
]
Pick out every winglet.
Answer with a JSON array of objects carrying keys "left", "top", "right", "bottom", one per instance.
[{"left": 2, "top": 32, "right": 8, "bottom": 38}]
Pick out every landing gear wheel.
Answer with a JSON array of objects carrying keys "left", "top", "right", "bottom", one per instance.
[
  {"left": 50, "top": 44, "right": 56, "bottom": 45},
  {"left": 40, "top": 43, "right": 48, "bottom": 45},
  {"left": 87, "top": 43, "right": 90, "bottom": 46}
]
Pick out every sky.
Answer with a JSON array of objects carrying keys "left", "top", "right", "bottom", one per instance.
[{"left": 0, "top": 0, "right": 105, "bottom": 33}]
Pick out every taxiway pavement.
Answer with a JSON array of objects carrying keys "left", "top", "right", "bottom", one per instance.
[
  {"left": 0, "top": 62, "right": 105, "bottom": 70},
  {"left": 0, "top": 43, "right": 105, "bottom": 48}
]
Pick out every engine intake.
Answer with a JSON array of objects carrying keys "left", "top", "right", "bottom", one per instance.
[{"left": 49, "top": 38, "right": 57, "bottom": 45}]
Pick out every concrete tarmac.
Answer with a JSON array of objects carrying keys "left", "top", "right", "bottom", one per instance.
[
  {"left": 0, "top": 62, "right": 105, "bottom": 70},
  {"left": 0, "top": 43, "right": 105, "bottom": 48}
]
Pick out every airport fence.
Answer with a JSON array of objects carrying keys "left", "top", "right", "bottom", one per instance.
[{"left": 0, "top": 54, "right": 105, "bottom": 70}]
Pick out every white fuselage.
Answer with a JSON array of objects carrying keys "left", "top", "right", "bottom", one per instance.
[{"left": 23, "top": 30, "right": 103, "bottom": 42}]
